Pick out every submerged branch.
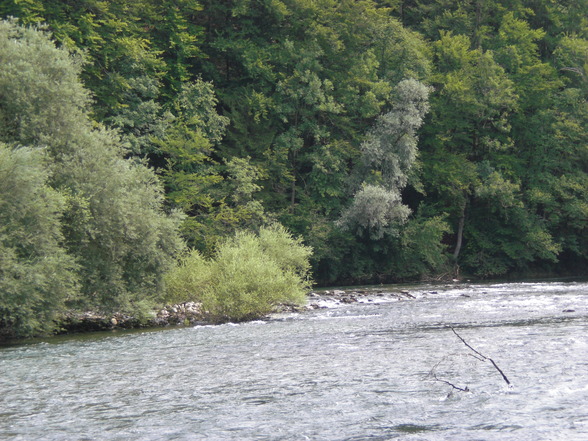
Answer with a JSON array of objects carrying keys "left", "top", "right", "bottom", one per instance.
[
  {"left": 431, "top": 373, "right": 470, "bottom": 392},
  {"left": 426, "top": 355, "right": 470, "bottom": 392},
  {"left": 450, "top": 327, "right": 511, "bottom": 386}
]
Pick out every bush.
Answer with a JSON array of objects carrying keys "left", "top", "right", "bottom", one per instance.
[
  {"left": 165, "top": 225, "right": 312, "bottom": 322},
  {"left": 164, "top": 250, "right": 211, "bottom": 305},
  {"left": 257, "top": 223, "right": 313, "bottom": 279}
]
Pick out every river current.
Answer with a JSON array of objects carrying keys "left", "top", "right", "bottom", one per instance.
[{"left": 1, "top": 280, "right": 587, "bottom": 440}]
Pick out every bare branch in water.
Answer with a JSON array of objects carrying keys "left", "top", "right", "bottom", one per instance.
[
  {"left": 466, "top": 353, "right": 485, "bottom": 362},
  {"left": 426, "top": 355, "right": 470, "bottom": 392},
  {"left": 430, "top": 373, "right": 470, "bottom": 392},
  {"left": 450, "top": 327, "right": 511, "bottom": 386}
]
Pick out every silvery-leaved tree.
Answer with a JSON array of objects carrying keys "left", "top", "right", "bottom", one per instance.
[{"left": 339, "top": 79, "right": 431, "bottom": 239}]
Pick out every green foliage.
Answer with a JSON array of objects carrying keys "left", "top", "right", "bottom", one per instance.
[
  {"left": 339, "top": 79, "right": 430, "bottom": 240},
  {"left": 0, "top": 145, "right": 78, "bottom": 338},
  {"left": 0, "top": 0, "right": 204, "bottom": 116},
  {"left": 165, "top": 225, "right": 312, "bottom": 322},
  {"left": 458, "top": 167, "right": 561, "bottom": 277},
  {"left": 553, "top": 35, "right": 588, "bottom": 91},
  {"left": 257, "top": 223, "right": 313, "bottom": 279},
  {"left": 2, "top": 0, "right": 587, "bottom": 290},
  {"left": 164, "top": 250, "right": 211, "bottom": 305},
  {"left": 107, "top": 75, "right": 172, "bottom": 157},
  {"left": 357, "top": 78, "right": 431, "bottom": 189},
  {"left": 198, "top": 0, "right": 431, "bottom": 223},
  {"left": 155, "top": 78, "right": 230, "bottom": 249},
  {"left": 156, "top": 81, "right": 269, "bottom": 248},
  {"left": 202, "top": 228, "right": 310, "bottom": 322},
  {"left": 431, "top": 33, "right": 517, "bottom": 156},
  {"left": 0, "top": 19, "right": 89, "bottom": 148},
  {"left": 520, "top": 88, "right": 588, "bottom": 264},
  {"left": 0, "top": 19, "right": 185, "bottom": 317},
  {"left": 338, "top": 184, "right": 411, "bottom": 240},
  {"left": 57, "top": 131, "right": 186, "bottom": 311},
  {"left": 402, "top": 1, "right": 585, "bottom": 277},
  {"left": 395, "top": 213, "right": 451, "bottom": 277}
]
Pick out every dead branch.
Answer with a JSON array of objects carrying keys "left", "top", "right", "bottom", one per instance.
[
  {"left": 431, "top": 373, "right": 470, "bottom": 392},
  {"left": 426, "top": 355, "right": 471, "bottom": 392},
  {"left": 450, "top": 327, "right": 511, "bottom": 386}
]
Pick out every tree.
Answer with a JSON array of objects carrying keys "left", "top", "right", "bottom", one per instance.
[
  {"left": 0, "top": 145, "right": 78, "bottom": 338},
  {"left": 4, "top": 1, "right": 585, "bottom": 286},
  {"left": 153, "top": 78, "right": 271, "bottom": 250},
  {"left": 197, "top": 0, "right": 430, "bottom": 221},
  {"left": 415, "top": 7, "right": 577, "bottom": 277},
  {"left": 420, "top": 31, "right": 524, "bottom": 272},
  {"left": 521, "top": 88, "right": 588, "bottom": 272},
  {"left": 0, "top": 19, "right": 184, "bottom": 314},
  {"left": 553, "top": 35, "right": 588, "bottom": 92},
  {"left": 339, "top": 184, "right": 411, "bottom": 240},
  {"left": 339, "top": 79, "right": 431, "bottom": 239}
]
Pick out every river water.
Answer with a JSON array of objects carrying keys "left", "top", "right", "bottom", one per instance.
[{"left": 1, "top": 280, "right": 587, "bottom": 440}]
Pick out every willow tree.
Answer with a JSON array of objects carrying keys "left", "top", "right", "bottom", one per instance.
[
  {"left": 339, "top": 79, "right": 431, "bottom": 239},
  {"left": 0, "top": 145, "right": 78, "bottom": 338},
  {"left": 0, "top": 19, "right": 184, "bottom": 315}
]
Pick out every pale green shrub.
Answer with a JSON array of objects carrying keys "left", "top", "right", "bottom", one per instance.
[
  {"left": 257, "top": 223, "right": 313, "bottom": 278},
  {"left": 164, "top": 250, "right": 211, "bottom": 305},
  {"left": 165, "top": 225, "right": 312, "bottom": 323}
]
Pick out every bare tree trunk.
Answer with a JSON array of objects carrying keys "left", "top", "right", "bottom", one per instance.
[
  {"left": 290, "top": 174, "right": 296, "bottom": 213},
  {"left": 474, "top": 0, "right": 483, "bottom": 49},
  {"left": 290, "top": 153, "right": 296, "bottom": 214},
  {"left": 453, "top": 200, "right": 466, "bottom": 261}
]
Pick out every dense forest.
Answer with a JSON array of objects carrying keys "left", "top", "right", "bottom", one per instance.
[{"left": 1, "top": 0, "right": 586, "bottom": 337}]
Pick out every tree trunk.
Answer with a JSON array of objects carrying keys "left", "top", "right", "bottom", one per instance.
[
  {"left": 474, "top": 0, "right": 483, "bottom": 49},
  {"left": 290, "top": 153, "right": 296, "bottom": 214},
  {"left": 453, "top": 200, "right": 467, "bottom": 261},
  {"left": 290, "top": 174, "right": 296, "bottom": 214}
]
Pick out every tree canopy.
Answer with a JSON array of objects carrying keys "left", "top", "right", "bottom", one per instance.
[{"left": 1, "top": 0, "right": 587, "bottom": 335}]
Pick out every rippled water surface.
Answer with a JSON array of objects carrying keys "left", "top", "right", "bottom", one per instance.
[{"left": 1, "top": 281, "right": 587, "bottom": 440}]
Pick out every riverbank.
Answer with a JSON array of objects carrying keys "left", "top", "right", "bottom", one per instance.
[
  {"left": 54, "top": 286, "right": 422, "bottom": 335},
  {"left": 6, "top": 277, "right": 583, "bottom": 342},
  {"left": 56, "top": 302, "right": 207, "bottom": 334}
]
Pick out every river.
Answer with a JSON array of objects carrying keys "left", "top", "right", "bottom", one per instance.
[{"left": 1, "top": 280, "right": 587, "bottom": 440}]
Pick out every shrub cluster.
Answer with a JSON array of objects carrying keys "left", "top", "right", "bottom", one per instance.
[{"left": 165, "top": 225, "right": 312, "bottom": 323}]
